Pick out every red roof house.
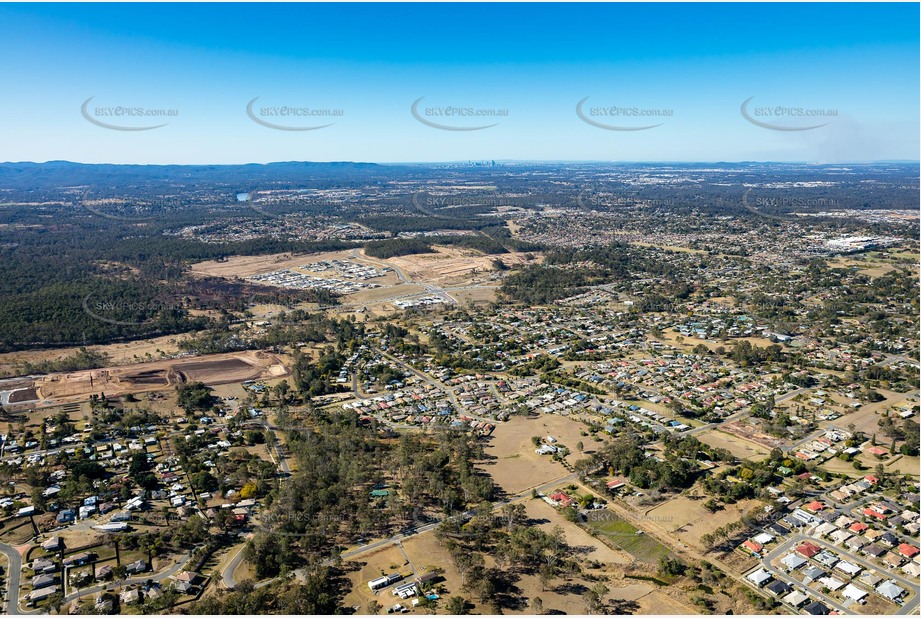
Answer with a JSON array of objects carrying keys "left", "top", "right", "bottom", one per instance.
[
  {"left": 863, "top": 507, "right": 888, "bottom": 520},
  {"left": 796, "top": 542, "right": 821, "bottom": 558},
  {"left": 898, "top": 543, "right": 920, "bottom": 558},
  {"left": 803, "top": 501, "right": 825, "bottom": 513},
  {"left": 549, "top": 491, "right": 573, "bottom": 507}
]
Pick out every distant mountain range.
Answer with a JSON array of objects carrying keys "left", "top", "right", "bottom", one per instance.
[{"left": 0, "top": 160, "right": 389, "bottom": 189}]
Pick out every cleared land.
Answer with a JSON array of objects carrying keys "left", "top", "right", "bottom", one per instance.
[
  {"left": 343, "top": 534, "right": 463, "bottom": 613},
  {"left": 382, "top": 246, "right": 536, "bottom": 288},
  {"left": 640, "top": 494, "right": 763, "bottom": 552},
  {"left": 0, "top": 332, "right": 192, "bottom": 379},
  {"left": 481, "top": 414, "right": 595, "bottom": 496},
  {"left": 524, "top": 499, "right": 635, "bottom": 565},
  {"left": 189, "top": 250, "right": 363, "bottom": 279},
  {"left": 18, "top": 350, "right": 287, "bottom": 406},
  {"left": 190, "top": 247, "right": 530, "bottom": 311},
  {"left": 697, "top": 428, "right": 772, "bottom": 460}
]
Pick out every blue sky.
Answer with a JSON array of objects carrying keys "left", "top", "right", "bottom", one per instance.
[{"left": 0, "top": 3, "right": 917, "bottom": 164}]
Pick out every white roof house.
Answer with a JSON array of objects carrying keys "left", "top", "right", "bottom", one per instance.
[
  {"left": 876, "top": 581, "right": 905, "bottom": 601},
  {"left": 782, "top": 590, "right": 809, "bottom": 607},
  {"left": 814, "top": 522, "right": 838, "bottom": 537},
  {"left": 842, "top": 584, "right": 868, "bottom": 602},
  {"left": 753, "top": 532, "right": 775, "bottom": 545},
  {"left": 781, "top": 553, "right": 808, "bottom": 570},
  {"left": 747, "top": 568, "right": 772, "bottom": 587},
  {"left": 835, "top": 561, "right": 862, "bottom": 577}
]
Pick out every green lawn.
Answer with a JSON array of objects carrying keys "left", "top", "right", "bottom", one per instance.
[{"left": 586, "top": 515, "right": 671, "bottom": 563}]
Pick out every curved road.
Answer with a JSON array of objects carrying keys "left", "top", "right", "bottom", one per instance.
[{"left": 0, "top": 541, "right": 25, "bottom": 615}]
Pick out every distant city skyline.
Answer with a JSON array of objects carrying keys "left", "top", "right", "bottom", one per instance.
[{"left": 1, "top": 3, "right": 918, "bottom": 164}]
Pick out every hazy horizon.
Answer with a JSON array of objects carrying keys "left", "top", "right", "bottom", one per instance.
[{"left": 4, "top": 158, "right": 920, "bottom": 167}]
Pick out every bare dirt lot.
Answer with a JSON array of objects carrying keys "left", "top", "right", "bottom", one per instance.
[
  {"left": 523, "top": 498, "right": 634, "bottom": 565},
  {"left": 189, "top": 247, "right": 524, "bottom": 311},
  {"left": 481, "top": 414, "right": 596, "bottom": 496},
  {"left": 697, "top": 427, "right": 771, "bottom": 461},
  {"left": 383, "top": 246, "right": 536, "bottom": 288},
  {"left": 342, "top": 513, "right": 678, "bottom": 616},
  {"left": 0, "top": 333, "right": 192, "bottom": 379},
  {"left": 443, "top": 286, "right": 501, "bottom": 305},
  {"left": 641, "top": 494, "right": 763, "bottom": 552},
  {"left": 26, "top": 350, "right": 287, "bottom": 406},
  {"left": 659, "top": 328, "right": 777, "bottom": 353},
  {"left": 190, "top": 250, "right": 362, "bottom": 279}
]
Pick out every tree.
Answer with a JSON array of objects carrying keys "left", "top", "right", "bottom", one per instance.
[
  {"left": 900, "top": 420, "right": 919, "bottom": 455},
  {"left": 45, "top": 591, "right": 64, "bottom": 613},
  {"left": 367, "top": 600, "right": 382, "bottom": 615},
  {"left": 874, "top": 463, "right": 886, "bottom": 482},
  {"left": 445, "top": 596, "right": 468, "bottom": 615},
  {"left": 531, "top": 596, "right": 544, "bottom": 614},
  {"left": 500, "top": 503, "right": 527, "bottom": 533},
  {"left": 273, "top": 380, "right": 290, "bottom": 404},
  {"left": 176, "top": 381, "right": 215, "bottom": 413},
  {"left": 658, "top": 556, "right": 688, "bottom": 577},
  {"left": 703, "top": 498, "right": 722, "bottom": 513},
  {"left": 560, "top": 506, "right": 579, "bottom": 522},
  {"left": 235, "top": 579, "right": 255, "bottom": 594},
  {"left": 586, "top": 583, "right": 609, "bottom": 614},
  {"left": 539, "top": 563, "right": 555, "bottom": 591},
  {"left": 240, "top": 482, "right": 258, "bottom": 499}
]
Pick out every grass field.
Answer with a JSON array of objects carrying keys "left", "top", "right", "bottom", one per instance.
[{"left": 585, "top": 513, "right": 671, "bottom": 563}]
